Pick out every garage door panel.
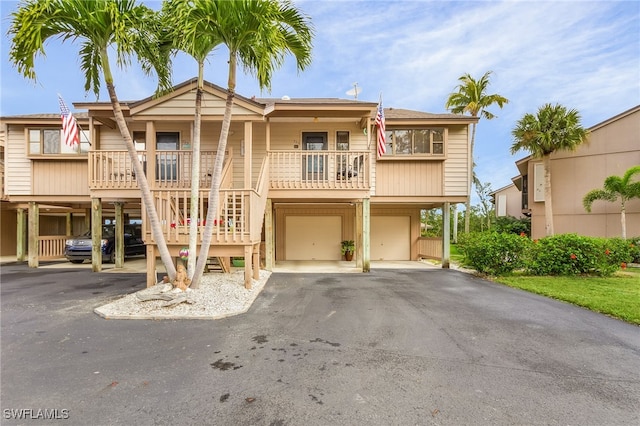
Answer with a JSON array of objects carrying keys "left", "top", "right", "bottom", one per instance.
[
  {"left": 371, "top": 216, "right": 410, "bottom": 260},
  {"left": 285, "top": 216, "right": 341, "bottom": 260}
]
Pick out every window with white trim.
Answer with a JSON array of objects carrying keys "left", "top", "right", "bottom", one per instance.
[
  {"left": 382, "top": 128, "right": 445, "bottom": 156},
  {"left": 28, "top": 128, "right": 90, "bottom": 155}
]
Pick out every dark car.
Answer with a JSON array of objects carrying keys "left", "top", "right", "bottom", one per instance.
[{"left": 64, "top": 224, "right": 145, "bottom": 264}]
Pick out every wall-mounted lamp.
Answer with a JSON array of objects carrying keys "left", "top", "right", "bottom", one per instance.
[{"left": 313, "top": 117, "right": 319, "bottom": 123}]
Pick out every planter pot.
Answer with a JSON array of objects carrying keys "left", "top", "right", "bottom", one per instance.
[{"left": 344, "top": 251, "right": 353, "bottom": 261}]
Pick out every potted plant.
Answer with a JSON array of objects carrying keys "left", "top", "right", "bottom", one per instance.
[{"left": 341, "top": 240, "right": 355, "bottom": 261}]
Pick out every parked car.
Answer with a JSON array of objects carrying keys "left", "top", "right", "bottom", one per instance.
[{"left": 64, "top": 224, "right": 145, "bottom": 264}]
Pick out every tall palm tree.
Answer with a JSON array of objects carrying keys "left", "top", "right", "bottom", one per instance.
[
  {"left": 445, "top": 71, "right": 508, "bottom": 233},
  {"left": 8, "top": 0, "right": 178, "bottom": 280},
  {"left": 511, "top": 103, "right": 588, "bottom": 236},
  {"left": 161, "top": 0, "right": 224, "bottom": 283},
  {"left": 583, "top": 165, "right": 640, "bottom": 239},
  {"left": 182, "top": 0, "right": 314, "bottom": 288}
]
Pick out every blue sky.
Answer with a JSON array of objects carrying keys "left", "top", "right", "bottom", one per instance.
[{"left": 1, "top": 0, "right": 639, "bottom": 195}]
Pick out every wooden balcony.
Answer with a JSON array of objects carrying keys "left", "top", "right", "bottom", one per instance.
[
  {"left": 269, "top": 150, "right": 370, "bottom": 190},
  {"left": 88, "top": 150, "right": 221, "bottom": 190}
]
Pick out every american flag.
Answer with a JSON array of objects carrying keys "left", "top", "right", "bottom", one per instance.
[
  {"left": 375, "top": 97, "right": 386, "bottom": 157},
  {"left": 58, "top": 95, "right": 79, "bottom": 146}
]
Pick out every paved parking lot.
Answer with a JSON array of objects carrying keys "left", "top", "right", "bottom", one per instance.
[{"left": 1, "top": 262, "right": 639, "bottom": 425}]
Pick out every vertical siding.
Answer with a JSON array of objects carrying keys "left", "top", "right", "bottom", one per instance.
[
  {"left": 33, "top": 160, "right": 89, "bottom": 195},
  {"left": 6, "top": 124, "right": 31, "bottom": 195},
  {"left": 443, "top": 125, "right": 469, "bottom": 196},
  {"left": 374, "top": 161, "right": 443, "bottom": 196}
]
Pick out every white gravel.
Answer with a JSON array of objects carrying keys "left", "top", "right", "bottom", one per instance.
[{"left": 94, "top": 270, "right": 271, "bottom": 320}]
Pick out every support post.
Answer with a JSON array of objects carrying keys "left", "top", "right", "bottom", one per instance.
[
  {"left": 91, "top": 198, "right": 102, "bottom": 272},
  {"left": 146, "top": 244, "right": 157, "bottom": 287},
  {"left": 265, "top": 199, "right": 274, "bottom": 271},
  {"left": 252, "top": 243, "right": 260, "bottom": 280},
  {"left": 442, "top": 202, "right": 451, "bottom": 269},
  {"left": 114, "top": 202, "right": 124, "bottom": 268},
  {"left": 16, "top": 208, "right": 26, "bottom": 262},
  {"left": 244, "top": 245, "right": 252, "bottom": 289},
  {"left": 66, "top": 213, "right": 72, "bottom": 237},
  {"left": 355, "top": 201, "right": 363, "bottom": 268},
  {"left": 244, "top": 121, "right": 253, "bottom": 189},
  {"left": 363, "top": 198, "right": 370, "bottom": 272},
  {"left": 27, "top": 202, "right": 39, "bottom": 268}
]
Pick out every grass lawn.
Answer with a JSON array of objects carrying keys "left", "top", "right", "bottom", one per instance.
[{"left": 494, "top": 267, "right": 640, "bottom": 325}]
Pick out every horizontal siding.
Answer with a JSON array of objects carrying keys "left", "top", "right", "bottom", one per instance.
[
  {"left": 136, "top": 92, "right": 261, "bottom": 117},
  {"left": 6, "top": 124, "right": 31, "bottom": 195},
  {"left": 443, "top": 125, "right": 469, "bottom": 196}
]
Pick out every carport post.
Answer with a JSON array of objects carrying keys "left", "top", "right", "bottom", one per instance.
[
  {"left": 114, "top": 202, "right": 124, "bottom": 268},
  {"left": 91, "top": 198, "right": 102, "bottom": 272},
  {"left": 363, "top": 198, "right": 370, "bottom": 272},
  {"left": 442, "top": 202, "right": 450, "bottom": 269},
  {"left": 27, "top": 202, "right": 39, "bottom": 268},
  {"left": 16, "top": 208, "right": 26, "bottom": 262}
]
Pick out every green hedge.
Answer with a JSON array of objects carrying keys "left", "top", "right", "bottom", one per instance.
[{"left": 458, "top": 232, "right": 637, "bottom": 276}]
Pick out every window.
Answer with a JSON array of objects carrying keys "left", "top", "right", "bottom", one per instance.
[
  {"left": 336, "top": 131, "right": 349, "bottom": 151},
  {"left": 28, "top": 128, "right": 90, "bottom": 155},
  {"left": 381, "top": 128, "right": 445, "bottom": 157}
]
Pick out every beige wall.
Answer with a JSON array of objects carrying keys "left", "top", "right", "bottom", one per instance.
[
  {"left": 493, "top": 184, "right": 524, "bottom": 218},
  {"left": 528, "top": 107, "right": 640, "bottom": 239}
]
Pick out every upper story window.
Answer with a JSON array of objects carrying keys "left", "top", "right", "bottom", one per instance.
[
  {"left": 28, "top": 128, "right": 90, "bottom": 155},
  {"left": 336, "top": 131, "right": 349, "bottom": 150},
  {"left": 382, "top": 128, "right": 445, "bottom": 157}
]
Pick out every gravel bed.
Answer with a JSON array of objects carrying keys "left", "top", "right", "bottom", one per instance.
[{"left": 94, "top": 270, "right": 271, "bottom": 320}]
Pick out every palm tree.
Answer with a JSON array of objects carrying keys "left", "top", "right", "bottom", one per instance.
[
  {"left": 445, "top": 71, "right": 509, "bottom": 233},
  {"left": 161, "top": 0, "right": 224, "bottom": 283},
  {"left": 180, "top": 0, "right": 314, "bottom": 288},
  {"left": 583, "top": 165, "right": 640, "bottom": 239},
  {"left": 8, "top": 0, "right": 178, "bottom": 280},
  {"left": 511, "top": 103, "right": 588, "bottom": 236}
]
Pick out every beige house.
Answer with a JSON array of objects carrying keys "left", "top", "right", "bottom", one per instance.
[
  {"left": 490, "top": 183, "right": 526, "bottom": 219},
  {"left": 511, "top": 105, "right": 640, "bottom": 240},
  {"left": 1, "top": 79, "right": 476, "bottom": 286}
]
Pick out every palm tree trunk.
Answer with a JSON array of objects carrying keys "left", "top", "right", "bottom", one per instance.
[
  {"left": 100, "top": 49, "right": 177, "bottom": 281},
  {"left": 188, "top": 64, "right": 204, "bottom": 285},
  {"left": 191, "top": 54, "right": 238, "bottom": 288},
  {"left": 465, "top": 122, "right": 477, "bottom": 233},
  {"left": 543, "top": 154, "right": 554, "bottom": 236},
  {"left": 621, "top": 202, "right": 626, "bottom": 239}
]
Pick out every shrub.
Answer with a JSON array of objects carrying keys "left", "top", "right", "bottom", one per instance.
[
  {"left": 495, "top": 216, "right": 531, "bottom": 236},
  {"left": 458, "top": 232, "right": 531, "bottom": 275},
  {"left": 629, "top": 237, "right": 640, "bottom": 263},
  {"left": 526, "top": 234, "right": 600, "bottom": 276},
  {"left": 597, "top": 237, "right": 634, "bottom": 276}
]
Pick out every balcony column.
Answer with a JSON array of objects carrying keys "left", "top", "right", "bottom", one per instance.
[
  {"left": 357, "top": 199, "right": 371, "bottom": 272},
  {"left": 27, "top": 202, "right": 38, "bottom": 268},
  {"left": 16, "top": 208, "right": 26, "bottom": 262},
  {"left": 244, "top": 121, "right": 253, "bottom": 189},
  {"left": 442, "top": 202, "right": 450, "bottom": 269},
  {"left": 91, "top": 198, "right": 103, "bottom": 272},
  {"left": 114, "top": 202, "right": 124, "bottom": 268},
  {"left": 146, "top": 121, "right": 156, "bottom": 184}
]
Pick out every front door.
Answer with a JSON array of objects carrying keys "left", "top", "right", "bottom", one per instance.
[
  {"left": 302, "top": 132, "right": 328, "bottom": 181},
  {"left": 156, "top": 132, "right": 179, "bottom": 182}
]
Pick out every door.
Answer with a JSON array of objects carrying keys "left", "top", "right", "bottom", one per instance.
[
  {"left": 302, "top": 132, "right": 328, "bottom": 181},
  {"left": 371, "top": 216, "right": 411, "bottom": 260},
  {"left": 156, "top": 132, "right": 179, "bottom": 182}
]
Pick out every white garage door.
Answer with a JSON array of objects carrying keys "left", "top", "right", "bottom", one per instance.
[
  {"left": 285, "top": 216, "right": 342, "bottom": 260},
  {"left": 371, "top": 216, "right": 410, "bottom": 260}
]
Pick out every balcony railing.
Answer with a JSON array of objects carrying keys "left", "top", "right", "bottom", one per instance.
[
  {"left": 89, "top": 150, "right": 223, "bottom": 190},
  {"left": 269, "top": 150, "right": 370, "bottom": 190}
]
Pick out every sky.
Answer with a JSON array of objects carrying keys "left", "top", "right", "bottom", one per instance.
[{"left": 1, "top": 0, "right": 639, "bottom": 196}]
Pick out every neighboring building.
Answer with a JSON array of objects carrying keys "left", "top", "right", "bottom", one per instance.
[
  {"left": 490, "top": 183, "right": 525, "bottom": 219},
  {"left": 511, "top": 105, "right": 640, "bottom": 240},
  {"left": 1, "top": 79, "right": 476, "bottom": 285}
]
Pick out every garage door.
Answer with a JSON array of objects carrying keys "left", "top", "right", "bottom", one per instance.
[
  {"left": 285, "top": 216, "right": 342, "bottom": 260},
  {"left": 371, "top": 216, "right": 410, "bottom": 260}
]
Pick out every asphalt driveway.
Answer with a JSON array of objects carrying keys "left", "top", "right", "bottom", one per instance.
[{"left": 1, "top": 263, "right": 639, "bottom": 425}]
